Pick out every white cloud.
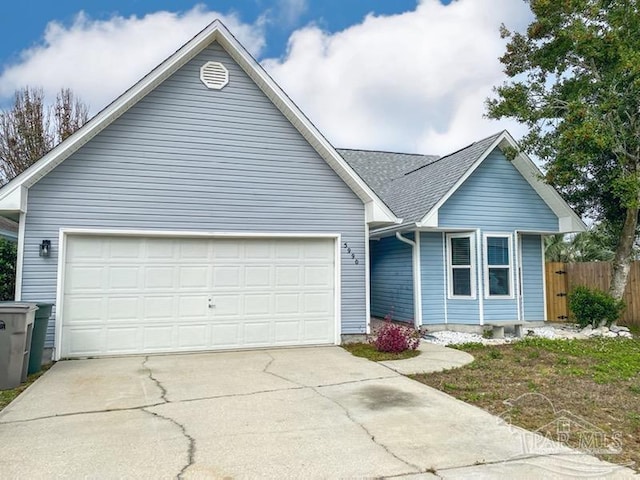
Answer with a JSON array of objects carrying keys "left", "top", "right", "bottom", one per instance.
[
  {"left": 0, "top": 0, "right": 533, "bottom": 155},
  {"left": 263, "top": 0, "right": 533, "bottom": 154},
  {"left": 0, "top": 5, "right": 265, "bottom": 113},
  {"left": 275, "top": 0, "right": 308, "bottom": 27}
]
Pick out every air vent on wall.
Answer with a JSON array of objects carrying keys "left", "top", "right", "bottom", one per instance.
[{"left": 200, "top": 61, "right": 229, "bottom": 90}]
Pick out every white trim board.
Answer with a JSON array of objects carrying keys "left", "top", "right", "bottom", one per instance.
[{"left": 53, "top": 229, "right": 343, "bottom": 360}]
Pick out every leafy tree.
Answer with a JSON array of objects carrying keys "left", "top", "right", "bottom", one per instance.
[
  {"left": 487, "top": 0, "right": 640, "bottom": 300},
  {"left": 0, "top": 238, "right": 16, "bottom": 301},
  {"left": 0, "top": 87, "right": 88, "bottom": 182},
  {"left": 545, "top": 226, "right": 615, "bottom": 262}
]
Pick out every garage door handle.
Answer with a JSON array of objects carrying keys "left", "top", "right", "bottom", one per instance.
[{"left": 208, "top": 299, "right": 216, "bottom": 309}]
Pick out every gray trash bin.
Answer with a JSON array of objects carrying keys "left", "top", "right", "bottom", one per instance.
[{"left": 0, "top": 303, "right": 38, "bottom": 390}]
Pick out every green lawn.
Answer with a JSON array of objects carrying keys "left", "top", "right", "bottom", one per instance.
[
  {"left": 413, "top": 337, "right": 640, "bottom": 470},
  {"left": 342, "top": 342, "right": 421, "bottom": 361}
]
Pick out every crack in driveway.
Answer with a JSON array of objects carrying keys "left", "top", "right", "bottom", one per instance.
[
  {"left": 141, "top": 356, "right": 195, "bottom": 480},
  {"left": 263, "top": 352, "right": 424, "bottom": 475},
  {"left": 141, "top": 407, "right": 196, "bottom": 480},
  {"left": 142, "top": 356, "right": 168, "bottom": 402}
]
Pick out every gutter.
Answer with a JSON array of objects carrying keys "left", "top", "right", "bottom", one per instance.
[{"left": 395, "top": 232, "right": 422, "bottom": 329}]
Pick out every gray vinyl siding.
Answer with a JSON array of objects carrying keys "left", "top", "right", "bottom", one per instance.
[
  {"left": 438, "top": 149, "right": 559, "bottom": 232},
  {"left": 21, "top": 41, "right": 367, "bottom": 346},
  {"left": 521, "top": 234, "right": 545, "bottom": 321},
  {"left": 369, "top": 234, "right": 414, "bottom": 322},
  {"left": 419, "top": 232, "right": 446, "bottom": 325}
]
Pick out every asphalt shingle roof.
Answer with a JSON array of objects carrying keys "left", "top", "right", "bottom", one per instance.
[{"left": 339, "top": 131, "right": 504, "bottom": 223}]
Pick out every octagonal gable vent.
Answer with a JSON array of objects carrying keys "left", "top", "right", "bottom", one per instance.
[{"left": 200, "top": 61, "right": 229, "bottom": 90}]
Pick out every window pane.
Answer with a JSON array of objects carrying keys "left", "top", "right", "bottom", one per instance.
[
  {"left": 451, "top": 237, "right": 471, "bottom": 266},
  {"left": 452, "top": 268, "right": 471, "bottom": 296},
  {"left": 489, "top": 268, "right": 510, "bottom": 295},
  {"left": 487, "top": 237, "right": 509, "bottom": 265}
]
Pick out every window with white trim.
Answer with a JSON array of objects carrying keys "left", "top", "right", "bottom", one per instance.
[
  {"left": 447, "top": 233, "right": 475, "bottom": 298},
  {"left": 484, "top": 234, "right": 513, "bottom": 298}
]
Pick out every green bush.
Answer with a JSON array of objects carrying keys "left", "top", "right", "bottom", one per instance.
[
  {"left": 568, "top": 285, "right": 625, "bottom": 328},
  {"left": 0, "top": 238, "right": 17, "bottom": 301}
]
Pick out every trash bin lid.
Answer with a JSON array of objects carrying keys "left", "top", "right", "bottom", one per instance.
[{"left": 0, "top": 302, "right": 39, "bottom": 313}]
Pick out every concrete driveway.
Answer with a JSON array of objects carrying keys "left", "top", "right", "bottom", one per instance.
[{"left": 0, "top": 347, "right": 635, "bottom": 479}]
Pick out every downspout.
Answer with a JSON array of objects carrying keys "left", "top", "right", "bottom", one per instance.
[{"left": 396, "top": 232, "right": 422, "bottom": 329}]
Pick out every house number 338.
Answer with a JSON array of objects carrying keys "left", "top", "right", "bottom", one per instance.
[{"left": 342, "top": 242, "right": 360, "bottom": 265}]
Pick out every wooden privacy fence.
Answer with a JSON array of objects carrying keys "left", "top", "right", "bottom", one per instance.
[{"left": 545, "top": 261, "right": 640, "bottom": 326}]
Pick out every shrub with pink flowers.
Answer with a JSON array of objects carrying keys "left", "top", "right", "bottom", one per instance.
[{"left": 371, "top": 313, "right": 420, "bottom": 353}]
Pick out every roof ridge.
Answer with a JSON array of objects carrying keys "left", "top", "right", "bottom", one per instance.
[
  {"left": 402, "top": 131, "right": 505, "bottom": 176},
  {"left": 337, "top": 147, "right": 438, "bottom": 157}
]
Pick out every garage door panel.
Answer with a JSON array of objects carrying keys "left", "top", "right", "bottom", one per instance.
[
  {"left": 211, "top": 323, "right": 241, "bottom": 346},
  {"left": 213, "top": 242, "right": 240, "bottom": 259},
  {"left": 64, "top": 297, "right": 104, "bottom": 322},
  {"left": 144, "top": 266, "right": 177, "bottom": 289},
  {"left": 65, "top": 327, "right": 104, "bottom": 356},
  {"left": 275, "top": 293, "right": 299, "bottom": 314},
  {"left": 108, "top": 238, "right": 142, "bottom": 259},
  {"left": 142, "top": 325, "right": 174, "bottom": 350},
  {"left": 245, "top": 266, "right": 271, "bottom": 287},
  {"left": 304, "top": 319, "right": 332, "bottom": 342},
  {"left": 209, "top": 295, "right": 240, "bottom": 316},
  {"left": 106, "top": 327, "right": 140, "bottom": 353},
  {"left": 108, "top": 267, "right": 140, "bottom": 289},
  {"left": 304, "top": 266, "right": 332, "bottom": 286},
  {"left": 107, "top": 297, "right": 140, "bottom": 320},
  {"left": 244, "top": 294, "right": 271, "bottom": 315},
  {"left": 178, "top": 296, "right": 209, "bottom": 318},
  {"left": 275, "top": 266, "right": 300, "bottom": 286},
  {"left": 244, "top": 322, "right": 271, "bottom": 345},
  {"left": 178, "top": 239, "right": 210, "bottom": 260},
  {"left": 143, "top": 296, "right": 175, "bottom": 320},
  {"left": 61, "top": 236, "right": 336, "bottom": 357},
  {"left": 65, "top": 266, "right": 105, "bottom": 291},
  {"left": 274, "top": 320, "right": 300, "bottom": 342},
  {"left": 303, "top": 293, "right": 332, "bottom": 314},
  {"left": 245, "top": 242, "right": 271, "bottom": 259},
  {"left": 213, "top": 266, "right": 241, "bottom": 288},
  {"left": 178, "top": 266, "right": 208, "bottom": 288},
  {"left": 177, "top": 324, "right": 209, "bottom": 349}
]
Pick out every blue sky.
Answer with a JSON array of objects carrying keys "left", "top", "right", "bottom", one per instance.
[
  {"left": 0, "top": 0, "right": 530, "bottom": 153},
  {"left": 1, "top": 1, "right": 429, "bottom": 64}
]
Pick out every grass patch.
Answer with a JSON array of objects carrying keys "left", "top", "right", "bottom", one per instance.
[
  {"left": 0, "top": 364, "right": 52, "bottom": 412},
  {"left": 342, "top": 342, "right": 420, "bottom": 361},
  {"left": 412, "top": 337, "right": 640, "bottom": 470}
]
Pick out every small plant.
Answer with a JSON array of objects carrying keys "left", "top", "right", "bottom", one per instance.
[
  {"left": 371, "top": 312, "right": 420, "bottom": 354},
  {"left": 568, "top": 285, "right": 625, "bottom": 328}
]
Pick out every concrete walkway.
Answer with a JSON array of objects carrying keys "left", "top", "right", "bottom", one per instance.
[
  {"left": 0, "top": 346, "right": 636, "bottom": 479},
  {"left": 380, "top": 341, "right": 474, "bottom": 375}
]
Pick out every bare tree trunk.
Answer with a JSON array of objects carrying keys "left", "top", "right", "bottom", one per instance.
[{"left": 609, "top": 205, "right": 638, "bottom": 300}]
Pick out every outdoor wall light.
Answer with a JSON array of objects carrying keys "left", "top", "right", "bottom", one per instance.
[{"left": 39, "top": 240, "right": 51, "bottom": 257}]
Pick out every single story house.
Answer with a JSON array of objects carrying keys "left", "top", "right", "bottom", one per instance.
[
  {"left": 0, "top": 21, "right": 584, "bottom": 360},
  {"left": 340, "top": 134, "right": 585, "bottom": 329}
]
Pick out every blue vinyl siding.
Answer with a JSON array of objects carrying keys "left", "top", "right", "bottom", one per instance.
[
  {"left": 419, "top": 232, "right": 445, "bottom": 325},
  {"left": 21, "top": 41, "right": 367, "bottom": 346},
  {"left": 370, "top": 234, "right": 414, "bottom": 322},
  {"left": 439, "top": 149, "right": 559, "bottom": 232},
  {"left": 521, "top": 234, "right": 545, "bottom": 321},
  {"left": 434, "top": 148, "right": 559, "bottom": 324}
]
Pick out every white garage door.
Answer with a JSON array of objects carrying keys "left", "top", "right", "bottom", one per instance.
[{"left": 60, "top": 235, "right": 336, "bottom": 358}]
